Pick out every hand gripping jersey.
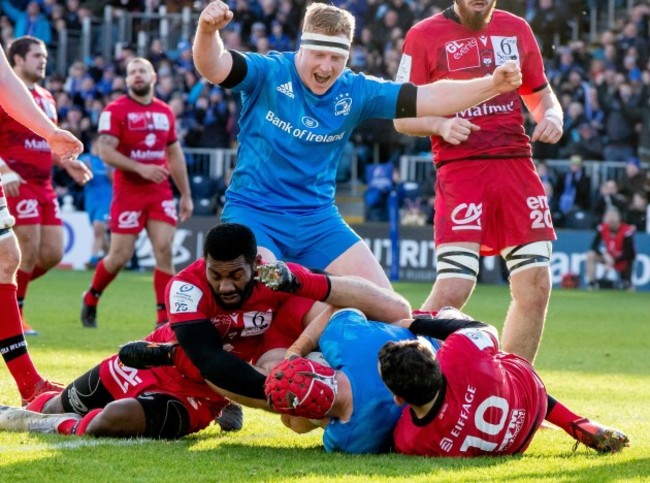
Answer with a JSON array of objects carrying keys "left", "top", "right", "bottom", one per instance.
[
  {"left": 320, "top": 309, "right": 440, "bottom": 454},
  {"left": 0, "top": 85, "right": 57, "bottom": 183},
  {"left": 97, "top": 95, "right": 177, "bottom": 193},
  {"left": 393, "top": 327, "right": 547, "bottom": 457},
  {"left": 397, "top": 8, "right": 548, "bottom": 165},
  {"left": 226, "top": 51, "right": 403, "bottom": 214}
]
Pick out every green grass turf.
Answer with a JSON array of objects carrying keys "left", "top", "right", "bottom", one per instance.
[{"left": 1, "top": 270, "right": 648, "bottom": 482}]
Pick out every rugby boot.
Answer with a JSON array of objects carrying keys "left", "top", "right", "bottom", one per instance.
[
  {"left": 21, "top": 319, "right": 38, "bottom": 336},
  {"left": 118, "top": 341, "right": 176, "bottom": 369},
  {"left": 21, "top": 379, "right": 65, "bottom": 407},
  {"left": 0, "top": 405, "right": 80, "bottom": 434},
  {"left": 215, "top": 402, "right": 244, "bottom": 432},
  {"left": 80, "top": 292, "right": 97, "bottom": 328},
  {"left": 568, "top": 418, "right": 630, "bottom": 453}
]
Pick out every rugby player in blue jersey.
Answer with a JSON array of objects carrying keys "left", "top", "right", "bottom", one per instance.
[{"left": 192, "top": 1, "right": 522, "bottom": 289}]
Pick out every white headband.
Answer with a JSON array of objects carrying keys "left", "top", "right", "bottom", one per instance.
[{"left": 300, "top": 32, "right": 350, "bottom": 56}]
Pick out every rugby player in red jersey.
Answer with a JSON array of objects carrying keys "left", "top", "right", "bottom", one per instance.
[
  {"left": 81, "top": 57, "right": 193, "bottom": 328},
  {"left": 0, "top": 37, "right": 86, "bottom": 405},
  {"left": 379, "top": 309, "right": 629, "bottom": 456},
  {"left": 0, "top": 36, "right": 91, "bottom": 336},
  {"left": 394, "top": 0, "right": 564, "bottom": 363}
]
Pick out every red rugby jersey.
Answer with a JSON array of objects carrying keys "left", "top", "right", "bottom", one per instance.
[
  {"left": 97, "top": 95, "right": 177, "bottom": 191},
  {"left": 396, "top": 8, "right": 547, "bottom": 164},
  {"left": 0, "top": 85, "right": 57, "bottom": 183},
  {"left": 393, "top": 327, "right": 547, "bottom": 457}
]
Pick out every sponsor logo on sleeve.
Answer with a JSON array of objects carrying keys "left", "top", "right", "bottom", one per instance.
[
  {"left": 98, "top": 111, "right": 111, "bottom": 132},
  {"left": 396, "top": 53, "right": 412, "bottom": 83},
  {"left": 458, "top": 328, "right": 495, "bottom": 350},
  {"left": 169, "top": 280, "right": 203, "bottom": 314}
]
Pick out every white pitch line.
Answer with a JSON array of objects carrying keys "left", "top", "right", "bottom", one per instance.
[{"left": 0, "top": 438, "right": 157, "bottom": 452}]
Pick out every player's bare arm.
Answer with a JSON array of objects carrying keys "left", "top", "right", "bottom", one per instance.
[
  {"left": 0, "top": 157, "right": 24, "bottom": 197},
  {"left": 61, "top": 158, "right": 92, "bottom": 185},
  {"left": 258, "top": 261, "right": 412, "bottom": 322},
  {"left": 97, "top": 133, "right": 168, "bottom": 183},
  {"left": 280, "top": 414, "right": 324, "bottom": 434},
  {"left": 0, "top": 49, "right": 83, "bottom": 161},
  {"left": 415, "top": 60, "right": 522, "bottom": 118},
  {"left": 193, "top": 0, "right": 234, "bottom": 85},
  {"left": 394, "top": 116, "right": 481, "bottom": 145},
  {"left": 166, "top": 141, "right": 193, "bottom": 222},
  {"left": 522, "top": 85, "right": 563, "bottom": 144}
]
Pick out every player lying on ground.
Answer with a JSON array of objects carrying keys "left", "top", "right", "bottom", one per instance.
[
  {"left": 0, "top": 330, "right": 246, "bottom": 438},
  {"left": 0, "top": 223, "right": 411, "bottom": 437},
  {"left": 260, "top": 262, "right": 629, "bottom": 455}
]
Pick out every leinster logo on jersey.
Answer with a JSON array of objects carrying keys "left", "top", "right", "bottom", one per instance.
[
  {"left": 301, "top": 116, "right": 319, "bottom": 129},
  {"left": 334, "top": 94, "right": 352, "bottom": 116}
]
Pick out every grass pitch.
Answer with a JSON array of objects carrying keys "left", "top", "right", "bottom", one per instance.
[{"left": 1, "top": 270, "right": 648, "bottom": 482}]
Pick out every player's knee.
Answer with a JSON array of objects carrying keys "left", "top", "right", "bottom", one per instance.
[{"left": 433, "top": 281, "right": 473, "bottom": 308}]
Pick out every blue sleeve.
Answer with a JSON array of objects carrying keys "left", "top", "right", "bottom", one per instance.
[
  {"left": 230, "top": 52, "right": 273, "bottom": 95},
  {"left": 186, "top": 79, "right": 207, "bottom": 105},
  {"left": 354, "top": 72, "right": 403, "bottom": 121},
  {"left": 2, "top": 0, "right": 20, "bottom": 22}
]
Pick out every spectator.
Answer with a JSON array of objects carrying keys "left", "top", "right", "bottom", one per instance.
[
  {"left": 625, "top": 191, "right": 648, "bottom": 231},
  {"left": 599, "top": 80, "right": 639, "bottom": 161},
  {"left": 268, "top": 20, "right": 292, "bottom": 51},
  {"left": 620, "top": 157, "right": 646, "bottom": 201},
  {"left": 559, "top": 121, "right": 604, "bottom": 160},
  {"left": 585, "top": 207, "right": 636, "bottom": 290},
  {"left": 529, "top": 0, "right": 571, "bottom": 59},
  {"left": 593, "top": 180, "right": 628, "bottom": 222},
  {"left": 1, "top": 1, "right": 52, "bottom": 45},
  {"left": 555, "top": 155, "right": 592, "bottom": 222},
  {"left": 364, "top": 162, "right": 395, "bottom": 222}
]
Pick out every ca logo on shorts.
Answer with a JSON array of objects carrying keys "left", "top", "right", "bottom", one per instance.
[
  {"left": 16, "top": 199, "right": 39, "bottom": 219},
  {"left": 451, "top": 203, "right": 482, "bottom": 231},
  {"left": 117, "top": 210, "right": 141, "bottom": 229}
]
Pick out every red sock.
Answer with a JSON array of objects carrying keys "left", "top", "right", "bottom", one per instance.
[
  {"left": 84, "top": 260, "right": 118, "bottom": 306},
  {"left": 153, "top": 268, "right": 173, "bottom": 324},
  {"left": 286, "top": 262, "right": 331, "bottom": 301},
  {"left": 26, "top": 391, "right": 59, "bottom": 412},
  {"left": 30, "top": 265, "right": 47, "bottom": 281},
  {"left": 16, "top": 269, "right": 30, "bottom": 313},
  {"left": 545, "top": 396, "right": 583, "bottom": 432},
  {"left": 0, "top": 283, "right": 42, "bottom": 396},
  {"left": 70, "top": 408, "right": 103, "bottom": 436}
]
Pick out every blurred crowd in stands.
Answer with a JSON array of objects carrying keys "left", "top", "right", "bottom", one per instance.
[{"left": 0, "top": 0, "right": 649, "bottom": 231}]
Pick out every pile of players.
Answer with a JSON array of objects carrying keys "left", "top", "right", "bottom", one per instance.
[{"left": 0, "top": 0, "right": 629, "bottom": 457}]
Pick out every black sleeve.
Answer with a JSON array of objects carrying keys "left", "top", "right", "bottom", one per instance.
[
  {"left": 590, "top": 231, "right": 603, "bottom": 254},
  {"left": 395, "top": 83, "right": 418, "bottom": 118},
  {"left": 219, "top": 50, "right": 248, "bottom": 89},
  {"left": 621, "top": 235, "right": 636, "bottom": 261},
  {"left": 172, "top": 320, "right": 265, "bottom": 399},
  {"left": 409, "top": 317, "right": 489, "bottom": 340}
]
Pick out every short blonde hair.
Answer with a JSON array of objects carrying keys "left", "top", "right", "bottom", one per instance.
[
  {"left": 302, "top": 3, "right": 355, "bottom": 43},
  {"left": 126, "top": 57, "right": 155, "bottom": 73}
]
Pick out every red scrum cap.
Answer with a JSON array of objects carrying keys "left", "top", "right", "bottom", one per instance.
[{"left": 265, "top": 357, "right": 337, "bottom": 419}]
